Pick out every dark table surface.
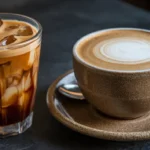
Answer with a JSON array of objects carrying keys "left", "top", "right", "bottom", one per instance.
[{"left": 2, "top": 0, "right": 150, "bottom": 149}]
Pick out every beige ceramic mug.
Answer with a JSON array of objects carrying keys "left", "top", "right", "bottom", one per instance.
[{"left": 73, "top": 28, "right": 150, "bottom": 119}]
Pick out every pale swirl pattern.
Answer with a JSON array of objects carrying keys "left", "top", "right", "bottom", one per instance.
[{"left": 93, "top": 38, "right": 150, "bottom": 64}]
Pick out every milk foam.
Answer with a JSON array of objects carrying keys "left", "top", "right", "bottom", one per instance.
[{"left": 94, "top": 38, "right": 150, "bottom": 64}]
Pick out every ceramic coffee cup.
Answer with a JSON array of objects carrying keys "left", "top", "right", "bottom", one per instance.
[{"left": 73, "top": 28, "right": 150, "bottom": 119}]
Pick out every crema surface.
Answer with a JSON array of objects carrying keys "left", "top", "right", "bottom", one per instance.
[{"left": 76, "top": 30, "right": 150, "bottom": 71}]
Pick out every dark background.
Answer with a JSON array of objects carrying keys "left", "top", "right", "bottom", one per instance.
[{"left": 1, "top": 0, "right": 150, "bottom": 149}]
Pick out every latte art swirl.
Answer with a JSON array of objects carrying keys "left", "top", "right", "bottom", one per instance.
[
  {"left": 76, "top": 29, "right": 150, "bottom": 71},
  {"left": 94, "top": 38, "right": 150, "bottom": 64}
]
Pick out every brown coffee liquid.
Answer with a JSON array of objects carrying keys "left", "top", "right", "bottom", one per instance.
[
  {"left": 0, "top": 19, "right": 40, "bottom": 126},
  {"left": 76, "top": 29, "right": 150, "bottom": 71}
]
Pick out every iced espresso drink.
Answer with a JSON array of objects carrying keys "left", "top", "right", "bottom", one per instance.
[{"left": 0, "top": 13, "right": 42, "bottom": 137}]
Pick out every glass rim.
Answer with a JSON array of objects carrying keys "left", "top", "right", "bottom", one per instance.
[{"left": 0, "top": 13, "right": 42, "bottom": 50}]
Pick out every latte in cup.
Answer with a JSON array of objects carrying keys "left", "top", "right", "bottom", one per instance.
[
  {"left": 73, "top": 28, "right": 150, "bottom": 119},
  {"left": 77, "top": 29, "right": 150, "bottom": 71}
]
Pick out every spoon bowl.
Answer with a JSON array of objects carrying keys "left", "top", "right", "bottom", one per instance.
[{"left": 58, "top": 84, "right": 84, "bottom": 100}]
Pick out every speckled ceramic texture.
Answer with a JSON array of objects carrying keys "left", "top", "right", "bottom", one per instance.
[
  {"left": 47, "top": 71, "right": 150, "bottom": 141},
  {"left": 73, "top": 34, "right": 150, "bottom": 119}
]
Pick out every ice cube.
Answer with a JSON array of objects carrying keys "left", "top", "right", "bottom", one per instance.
[
  {"left": 18, "top": 93, "right": 24, "bottom": 106},
  {"left": 17, "top": 26, "right": 33, "bottom": 36},
  {"left": 17, "top": 73, "right": 25, "bottom": 94},
  {"left": 24, "top": 71, "right": 32, "bottom": 91},
  {"left": 17, "top": 71, "right": 32, "bottom": 93},
  {"left": 0, "top": 35, "right": 16, "bottom": 46},
  {"left": 10, "top": 50, "right": 35, "bottom": 73},
  {"left": 23, "top": 50, "right": 35, "bottom": 71},
  {"left": 17, "top": 80, "right": 23, "bottom": 95},
  {"left": 5, "top": 25, "right": 19, "bottom": 31},
  {"left": 18, "top": 89, "right": 32, "bottom": 107},
  {"left": 24, "top": 90, "right": 32, "bottom": 103},
  {"left": 2, "top": 86, "right": 18, "bottom": 108}
]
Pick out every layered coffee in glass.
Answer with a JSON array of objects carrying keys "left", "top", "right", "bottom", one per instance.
[{"left": 0, "top": 13, "right": 42, "bottom": 137}]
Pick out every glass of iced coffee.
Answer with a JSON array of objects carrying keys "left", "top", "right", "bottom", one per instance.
[{"left": 0, "top": 13, "right": 42, "bottom": 137}]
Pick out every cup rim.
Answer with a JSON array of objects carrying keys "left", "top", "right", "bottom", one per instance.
[
  {"left": 73, "top": 27, "right": 150, "bottom": 74},
  {"left": 0, "top": 13, "right": 42, "bottom": 50}
]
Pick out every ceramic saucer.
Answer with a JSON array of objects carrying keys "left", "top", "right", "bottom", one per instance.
[{"left": 46, "top": 70, "right": 150, "bottom": 141}]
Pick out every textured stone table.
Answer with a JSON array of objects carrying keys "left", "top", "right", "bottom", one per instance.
[{"left": 1, "top": 0, "right": 150, "bottom": 149}]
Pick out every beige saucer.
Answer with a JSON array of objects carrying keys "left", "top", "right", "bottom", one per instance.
[{"left": 46, "top": 70, "right": 150, "bottom": 141}]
